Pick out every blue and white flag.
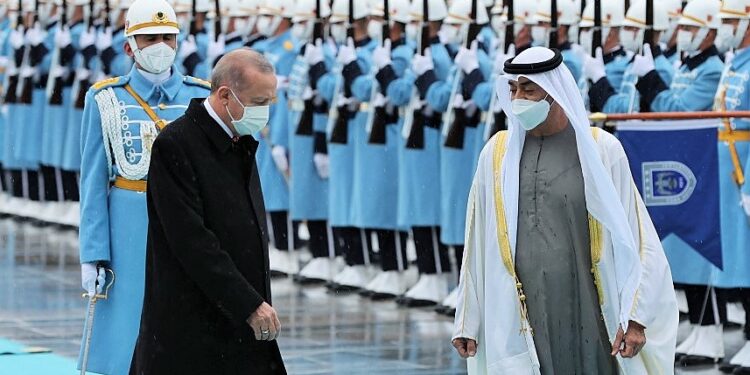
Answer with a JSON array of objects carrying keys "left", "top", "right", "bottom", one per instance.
[{"left": 617, "top": 120, "right": 722, "bottom": 285}]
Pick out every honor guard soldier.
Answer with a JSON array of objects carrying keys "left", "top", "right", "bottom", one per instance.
[
  {"left": 77, "top": 1, "right": 211, "bottom": 373},
  {"left": 712, "top": 0, "right": 750, "bottom": 372},
  {"left": 531, "top": 0, "right": 583, "bottom": 81},
  {"left": 661, "top": 0, "right": 683, "bottom": 66},
  {"left": 177, "top": 0, "right": 212, "bottom": 78},
  {"left": 587, "top": 0, "right": 674, "bottom": 114},
  {"left": 634, "top": 0, "right": 727, "bottom": 366},
  {"left": 287, "top": 0, "right": 340, "bottom": 284},
  {"left": 0, "top": 5, "right": 10, "bottom": 204},
  {"left": 579, "top": 1, "right": 630, "bottom": 100},
  {"left": 252, "top": 0, "right": 304, "bottom": 277}
]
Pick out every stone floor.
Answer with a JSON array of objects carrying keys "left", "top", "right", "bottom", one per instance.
[{"left": 0, "top": 218, "right": 740, "bottom": 374}]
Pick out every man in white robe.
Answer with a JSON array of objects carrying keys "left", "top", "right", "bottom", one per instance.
[{"left": 451, "top": 46, "right": 679, "bottom": 374}]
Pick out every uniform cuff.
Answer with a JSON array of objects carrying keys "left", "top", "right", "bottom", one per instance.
[
  {"left": 589, "top": 78, "right": 616, "bottom": 113},
  {"left": 461, "top": 69, "right": 484, "bottom": 99},
  {"left": 308, "top": 61, "right": 327, "bottom": 90},
  {"left": 375, "top": 65, "right": 397, "bottom": 95},
  {"left": 415, "top": 70, "right": 437, "bottom": 99},
  {"left": 182, "top": 52, "right": 202, "bottom": 76},
  {"left": 342, "top": 61, "right": 363, "bottom": 88},
  {"left": 636, "top": 70, "right": 668, "bottom": 112}
]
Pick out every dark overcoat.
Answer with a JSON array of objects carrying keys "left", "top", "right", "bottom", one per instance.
[{"left": 130, "top": 99, "right": 286, "bottom": 375}]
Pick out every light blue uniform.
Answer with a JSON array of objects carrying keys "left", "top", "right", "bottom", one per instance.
[
  {"left": 61, "top": 22, "right": 88, "bottom": 173},
  {"left": 78, "top": 66, "right": 210, "bottom": 375},
  {"left": 636, "top": 46, "right": 723, "bottom": 285},
  {"left": 286, "top": 42, "right": 335, "bottom": 221},
  {"left": 107, "top": 25, "right": 134, "bottom": 78},
  {"left": 0, "top": 20, "right": 9, "bottom": 172},
  {"left": 713, "top": 48, "right": 750, "bottom": 288},
  {"left": 560, "top": 42, "right": 583, "bottom": 83},
  {"left": 1, "top": 28, "right": 28, "bottom": 172},
  {"left": 253, "top": 30, "right": 300, "bottom": 212}
]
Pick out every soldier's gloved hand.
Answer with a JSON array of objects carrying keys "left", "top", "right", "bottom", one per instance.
[
  {"left": 54, "top": 26, "right": 72, "bottom": 49},
  {"left": 178, "top": 35, "right": 198, "bottom": 59},
  {"left": 742, "top": 193, "right": 750, "bottom": 218},
  {"left": 9, "top": 28, "right": 25, "bottom": 50},
  {"left": 207, "top": 34, "right": 225, "bottom": 64},
  {"left": 79, "top": 27, "right": 96, "bottom": 49},
  {"left": 336, "top": 37, "right": 357, "bottom": 65},
  {"left": 75, "top": 68, "right": 91, "bottom": 81},
  {"left": 583, "top": 47, "right": 606, "bottom": 83},
  {"left": 96, "top": 27, "right": 113, "bottom": 52},
  {"left": 81, "top": 263, "right": 105, "bottom": 297},
  {"left": 631, "top": 43, "right": 656, "bottom": 77},
  {"left": 372, "top": 39, "right": 392, "bottom": 70},
  {"left": 493, "top": 44, "right": 515, "bottom": 75},
  {"left": 27, "top": 23, "right": 46, "bottom": 47},
  {"left": 304, "top": 39, "right": 324, "bottom": 66},
  {"left": 271, "top": 145, "right": 289, "bottom": 173},
  {"left": 455, "top": 40, "right": 480, "bottom": 74},
  {"left": 412, "top": 47, "right": 433, "bottom": 76},
  {"left": 49, "top": 65, "right": 67, "bottom": 79},
  {"left": 313, "top": 153, "right": 329, "bottom": 179}
]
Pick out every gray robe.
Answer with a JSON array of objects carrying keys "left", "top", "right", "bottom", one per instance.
[{"left": 515, "top": 125, "right": 617, "bottom": 374}]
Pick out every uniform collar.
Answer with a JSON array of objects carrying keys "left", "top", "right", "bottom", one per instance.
[
  {"left": 187, "top": 98, "right": 258, "bottom": 154},
  {"left": 602, "top": 46, "right": 626, "bottom": 64},
  {"left": 354, "top": 36, "right": 372, "bottom": 48},
  {"left": 684, "top": 46, "right": 718, "bottom": 71},
  {"left": 127, "top": 65, "right": 185, "bottom": 102}
]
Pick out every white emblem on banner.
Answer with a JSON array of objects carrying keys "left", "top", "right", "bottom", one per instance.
[{"left": 642, "top": 161, "right": 697, "bottom": 206}]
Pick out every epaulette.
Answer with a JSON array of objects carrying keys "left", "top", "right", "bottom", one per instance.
[
  {"left": 91, "top": 76, "right": 128, "bottom": 92},
  {"left": 184, "top": 76, "right": 212, "bottom": 90}
]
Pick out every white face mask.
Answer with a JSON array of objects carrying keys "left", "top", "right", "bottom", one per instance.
[
  {"left": 292, "top": 21, "right": 313, "bottom": 41},
  {"left": 440, "top": 23, "right": 462, "bottom": 45},
  {"left": 511, "top": 95, "right": 552, "bottom": 131},
  {"left": 716, "top": 24, "right": 735, "bottom": 53},
  {"left": 677, "top": 27, "right": 708, "bottom": 56},
  {"left": 330, "top": 23, "right": 347, "bottom": 43},
  {"left": 233, "top": 18, "right": 249, "bottom": 35},
  {"left": 367, "top": 19, "right": 383, "bottom": 41},
  {"left": 177, "top": 14, "right": 190, "bottom": 29},
  {"left": 406, "top": 23, "right": 419, "bottom": 42},
  {"left": 531, "top": 25, "right": 549, "bottom": 47},
  {"left": 257, "top": 15, "right": 281, "bottom": 37},
  {"left": 491, "top": 15, "right": 505, "bottom": 36},
  {"left": 620, "top": 28, "right": 643, "bottom": 53},
  {"left": 661, "top": 20, "right": 678, "bottom": 44},
  {"left": 227, "top": 89, "right": 270, "bottom": 136},
  {"left": 579, "top": 29, "right": 593, "bottom": 55},
  {"left": 129, "top": 39, "right": 176, "bottom": 74}
]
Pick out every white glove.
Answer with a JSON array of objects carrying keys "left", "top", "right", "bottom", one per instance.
[
  {"left": 313, "top": 153, "right": 329, "bottom": 179},
  {"left": 19, "top": 65, "right": 35, "bottom": 78},
  {"left": 75, "top": 68, "right": 91, "bottom": 81},
  {"left": 336, "top": 37, "right": 357, "bottom": 65},
  {"left": 372, "top": 39, "right": 392, "bottom": 70},
  {"left": 493, "top": 44, "right": 515, "bottom": 75},
  {"left": 54, "top": 27, "right": 72, "bottom": 49},
  {"left": 49, "top": 65, "right": 68, "bottom": 79},
  {"left": 411, "top": 48, "right": 433, "bottom": 76},
  {"left": 27, "top": 23, "right": 46, "bottom": 47},
  {"left": 742, "top": 193, "right": 750, "bottom": 218},
  {"left": 583, "top": 47, "right": 606, "bottom": 83},
  {"left": 570, "top": 43, "right": 587, "bottom": 62},
  {"left": 271, "top": 145, "right": 289, "bottom": 173},
  {"left": 79, "top": 28, "right": 96, "bottom": 49},
  {"left": 96, "top": 27, "right": 113, "bottom": 52},
  {"left": 304, "top": 39, "right": 324, "bottom": 65},
  {"left": 631, "top": 43, "right": 656, "bottom": 78},
  {"left": 207, "top": 34, "right": 225, "bottom": 64},
  {"left": 454, "top": 40, "right": 480, "bottom": 74},
  {"left": 178, "top": 35, "right": 198, "bottom": 59},
  {"left": 9, "top": 28, "right": 24, "bottom": 50},
  {"left": 81, "top": 263, "right": 105, "bottom": 297}
]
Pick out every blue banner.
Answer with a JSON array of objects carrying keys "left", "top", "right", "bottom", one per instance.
[{"left": 617, "top": 121, "right": 722, "bottom": 276}]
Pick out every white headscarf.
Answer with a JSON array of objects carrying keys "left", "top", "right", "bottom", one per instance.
[{"left": 495, "top": 47, "right": 642, "bottom": 329}]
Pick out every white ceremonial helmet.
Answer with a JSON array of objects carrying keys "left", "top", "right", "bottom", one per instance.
[
  {"left": 370, "top": 0, "right": 411, "bottom": 25},
  {"left": 620, "top": 0, "right": 670, "bottom": 52},
  {"left": 533, "top": 0, "right": 579, "bottom": 25},
  {"left": 195, "top": 0, "right": 212, "bottom": 13},
  {"left": 676, "top": 0, "right": 720, "bottom": 55},
  {"left": 124, "top": 0, "right": 179, "bottom": 37},
  {"left": 444, "top": 0, "right": 490, "bottom": 25},
  {"left": 290, "top": 0, "right": 330, "bottom": 41},
  {"left": 256, "top": 0, "right": 293, "bottom": 37},
  {"left": 579, "top": 1, "right": 624, "bottom": 28},
  {"left": 409, "top": 0, "right": 448, "bottom": 22},
  {"left": 716, "top": 0, "right": 750, "bottom": 52},
  {"left": 330, "top": 0, "right": 370, "bottom": 23},
  {"left": 513, "top": 1, "right": 538, "bottom": 26}
]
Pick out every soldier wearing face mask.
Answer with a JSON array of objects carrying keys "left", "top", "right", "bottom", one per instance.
[
  {"left": 633, "top": 0, "right": 727, "bottom": 368},
  {"left": 251, "top": 0, "right": 305, "bottom": 277},
  {"left": 530, "top": 0, "right": 583, "bottom": 82},
  {"left": 661, "top": 0, "right": 683, "bottom": 65},
  {"left": 77, "top": 1, "right": 211, "bottom": 373},
  {"left": 587, "top": 0, "right": 674, "bottom": 114}
]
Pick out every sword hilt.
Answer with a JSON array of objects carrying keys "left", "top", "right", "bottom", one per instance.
[{"left": 81, "top": 268, "right": 116, "bottom": 301}]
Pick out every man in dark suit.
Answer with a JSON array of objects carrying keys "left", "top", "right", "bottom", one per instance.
[{"left": 130, "top": 49, "right": 285, "bottom": 375}]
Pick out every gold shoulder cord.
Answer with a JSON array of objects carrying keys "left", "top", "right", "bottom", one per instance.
[
  {"left": 123, "top": 84, "right": 168, "bottom": 131},
  {"left": 492, "top": 131, "right": 534, "bottom": 334}
]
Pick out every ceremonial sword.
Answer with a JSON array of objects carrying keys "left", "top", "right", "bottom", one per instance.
[{"left": 80, "top": 268, "right": 115, "bottom": 375}]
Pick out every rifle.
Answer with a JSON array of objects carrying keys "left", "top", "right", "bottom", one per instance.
[
  {"left": 592, "top": 0, "right": 601, "bottom": 57},
  {"left": 366, "top": 0, "right": 391, "bottom": 144},
  {"left": 103, "top": 0, "right": 110, "bottom": 29},
  {"left": 443, "top": 0, "right": 480, "bottom": 149},
  {"left": 19, "top": 0, "right": 39, "bottom": 105},
  {"left": 73, "top": 0, "right": 96, "bottom": 109},
  {"left": 549, "top": 0, "right": 558, "bottom": 49},
  {"left": 47, "top": 0, "right": 67, "bottom": 105},
  {"left": 505, "top": 0, "right": 514, "bottom": 52},
  {"left": 328, "top": 0, "right": 356, "bottom": 144},
  {"left": 190, "top": 0, "right": 197, "bottom": 36},
  {"left": 402, "top": 0, "right": 431, "bottom": 149},
  {"left": 644, "top": 0, "right": 654, "bottom": 52},
  {"left": 4, "top": 0, "right": 25, "bottom": 105},
  {"left": 214, "top": 0, "right": 221, "bottom": 42},
  {"left": 295, "top": 0, "right": 324, "bottom": 136}
]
